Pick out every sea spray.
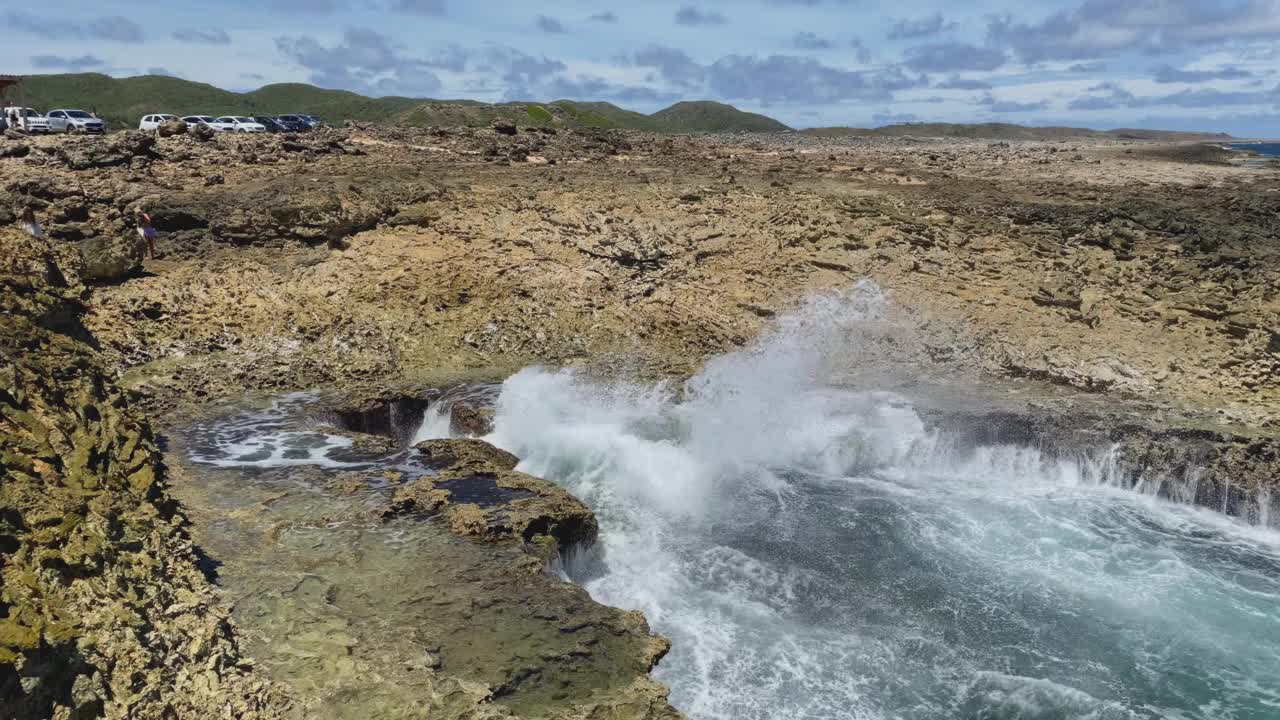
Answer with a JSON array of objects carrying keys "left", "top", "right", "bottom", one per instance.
[
  {"left": 483, "top": 282, "right": 1280, "bottom": 720},
  {"left": 411, "top": 383, "right": 503, "bottom": 444}
]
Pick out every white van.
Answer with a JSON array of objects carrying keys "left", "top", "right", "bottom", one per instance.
[
  {"left": 2, "top": 107, "right": 50, "bottom": 133},
  {"left": 139, "top": 114, "right": 179, "bottom": 131}
]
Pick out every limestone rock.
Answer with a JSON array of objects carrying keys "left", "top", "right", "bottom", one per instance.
[
  {"left": 386, "top": 203, "right": 441, "bottom": 228},
  {"left": 0, "top": 229, "right": 291, "bottom": 719},
  {"left": 79, "top": 233, "right": 145, "bottom": 282},
  {"left": 450, "top": 402, "right": 494, "bottom": 436},
  {"left": 157, "top": 119, "right": 188, "bottom": 137},
  {"left": 0, "top": 141, "right": 29, "bottom": 159},
  {"left": 56, "top": 132, "right": 157, "bottom": 170},
  {"left": 393, "top": 439, "right": 598, "bottom": 555},
  {"left": 188, "top": 122, "right": 216, "bottom": 141},
  {"left": 416, "top": 438, "right": 518, "bottom": 472}
]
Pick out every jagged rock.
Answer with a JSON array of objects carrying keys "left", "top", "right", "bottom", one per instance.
[
  {"left": 0, "top": 229, "right": 288, "bottom": 719},
  {"left": 450, "top": 402, "right": 494, "bottom": 436},
  {"left": 416, "top": 438, "right": 519, "bottom": 473},
  {"left": 1033, "top": 284, "right": 1081, "bottom": 310},
  {"left": 391, "top": 439, "right": 597, "bottom": 555},
  {"left": 1079, "top": 287, "right": 1106, "bottom": 327},
  {"left": 492, "top": 118, "right": 518, "bottom": 136},
  {"left": 0, "top": 142, "right": 29, "bottom": 159},
  {"left": 56, "top": 132, "right": 157, "bottom": 170},
  {"left": 188, "top": 122, "right": 215, "bottom": 141},
  {"left": 157, "top": 119, "right": 188, "bottom": 137},
  {"left": 386, "top": 203, "right": 441, "bottom": 228},
  {"left": 79, "top": 233, "right": 146, "bottom": 282},
  {"left": 145, "top": 173, "right": 444, "bottom": 249},
  {"left": 4, "top": 176, "right": 79, "bottom": 202}
]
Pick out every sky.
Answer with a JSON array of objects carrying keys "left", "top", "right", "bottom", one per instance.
[{"left": 3, "top": 0, "right": 1280, "bottom": 135}]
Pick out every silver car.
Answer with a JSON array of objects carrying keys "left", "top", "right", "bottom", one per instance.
[{"left": 47, "top": 109, "right": 106, "bottom": 134}]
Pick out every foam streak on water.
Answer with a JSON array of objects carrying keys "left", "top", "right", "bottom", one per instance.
[
  {"left": 186, "top": 393, "right": 367, "bottom": 469},
  {"left": 486, "top": 283, "right": 1280, "bottom": 720}
]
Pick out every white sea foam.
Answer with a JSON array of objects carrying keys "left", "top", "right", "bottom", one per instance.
[
  {"left": 411, "top": 383, "right": 502, "bottom": 444},
  {"left": 485, "top": 282, "right": 1280, "bottom": 719}
]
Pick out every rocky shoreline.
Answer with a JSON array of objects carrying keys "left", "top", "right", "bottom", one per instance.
[
  {"left": 2, "top": 230, "right": 680, "bottom": 718},
  {"left": 2, "top": 122, "right": 1279, "bottom": 717}
]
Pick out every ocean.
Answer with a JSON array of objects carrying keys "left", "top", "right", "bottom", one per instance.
[
  {"left": 1229, "top": 142, "right": 1280, "bottom": 157},
  {"left": 187, "top": 283, "right": 1280, "bottom": 720},
  {"left": 488, "top": 284, "right": 1280, "bottom": 720}
]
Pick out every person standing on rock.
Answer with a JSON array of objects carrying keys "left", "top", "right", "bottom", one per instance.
[
  {"left": 19, "top": 207, "right": 44, "bottom": 238},
  {"left": 135, "top": 208, "right": 157, "bottom": 259}
]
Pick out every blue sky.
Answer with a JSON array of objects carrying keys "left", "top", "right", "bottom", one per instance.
[{"left": 4, "top": 0, "right": 1280, "bottom": 135}]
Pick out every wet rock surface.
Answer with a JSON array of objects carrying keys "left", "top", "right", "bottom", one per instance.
[
  {"left": 388, "top": 439, "right": 599, "bottom": 556},
  {"left": 166, "top": 402, "right": 677, "bottom": 720},
  {"left": 916, "top": 391, "right": 1280, "bottom": 524}
]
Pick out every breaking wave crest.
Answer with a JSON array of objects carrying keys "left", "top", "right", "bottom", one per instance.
[{"left": 482, "top": 282, "right": 1280, "bottom": 720}]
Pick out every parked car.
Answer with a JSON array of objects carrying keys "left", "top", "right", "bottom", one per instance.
[
  {"left": 272, "top": 115, "right": 310, "bottom": 132},
  {"left": 211, "top": 116, "right": 267, "bottom": 133},
  {"left": 253, "top": 116, "right": 287, "bottom": 133},
  {"left": 139, "top": 114, "right": 179, "bottom": 131},
  {"left": 46, "top": 109, "right": 106, "bottom": 134},
  {"left": 180, "top": 115, "right": 219, "bottom": 129},
  {"left": 299, "top": 114, "right": 326, "bottom": 128},
  {"left": 3, "top": 107, "right": 50, "bottom": 133},
  {"left": 275, "top": 114, "right": 312, "bottom": 132}
]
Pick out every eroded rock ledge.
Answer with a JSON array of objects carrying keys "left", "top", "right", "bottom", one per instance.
[
  {"left": 920, "top": 404, "right": 1280, "bottom": 525},
  {"left": 386, "top": 439, "right": 598, "bottom": 560}
]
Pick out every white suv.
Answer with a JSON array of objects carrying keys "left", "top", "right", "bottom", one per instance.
[
  {"left": 3, "top": 107, "right": 50, "bottom": 133},
  {"left": 47, "top": 109, "right": 106, "bottom": 134},
  {"left": 139, "top": 114, "right": 179, "bottom": 131},
  {"left": 211, "top": 116, "right": 267, "bottom": 133},
  {"left": 181, "top": 115, "right": 218, "bottom": 129}
]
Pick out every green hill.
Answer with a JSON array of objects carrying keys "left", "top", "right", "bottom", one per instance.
[
  {"left": 651, "top": 101, "right": 791, "bottom": 133},
  {"left": 11, "top": 73, "right": 423, "bottom": 130},
  {"left": 11, "top": 73, "right": 790, "bottom": 133},
  {"left": 551, "top": 101, "right": 662, "bottom": 131}
]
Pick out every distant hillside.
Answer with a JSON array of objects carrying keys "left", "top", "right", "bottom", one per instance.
[
  {"left": 803, "top": 122, "right": 1232, "bottom": 142},
  {"left": 552, "top": 100, "right": 662, "bottom": 131},
  {"left": 11, "top": 73, "right": 788, "bottom": 133},
  {"left": 651, "top": 101, "right": 791, "bottom": 133},
  {"left": 14, "top": 74, "right": 421, "bottom": 130}
]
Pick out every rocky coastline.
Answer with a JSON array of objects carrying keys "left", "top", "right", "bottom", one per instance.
[{"left": 2, "top": 122, "right": 1278, "bottom": 717}]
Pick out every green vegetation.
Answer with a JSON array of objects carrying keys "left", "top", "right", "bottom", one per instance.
[
  {"left": 11, "top": 73, "right": 793, "bottom": 134},
  {"left": 650, "top": 101, "right": 791, "bottom": 133},
  {"left": 10, "top": 73, "right": 1229, "bottom": 139},
  {"left": 551, "top": 100, "right": 661, "bottom": 131},
  {"left": 525, "top": 104, "right": 554, "bottom": 125},
  {"left": 14, "top": 73, "right": 422, "bottom": 129}
]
